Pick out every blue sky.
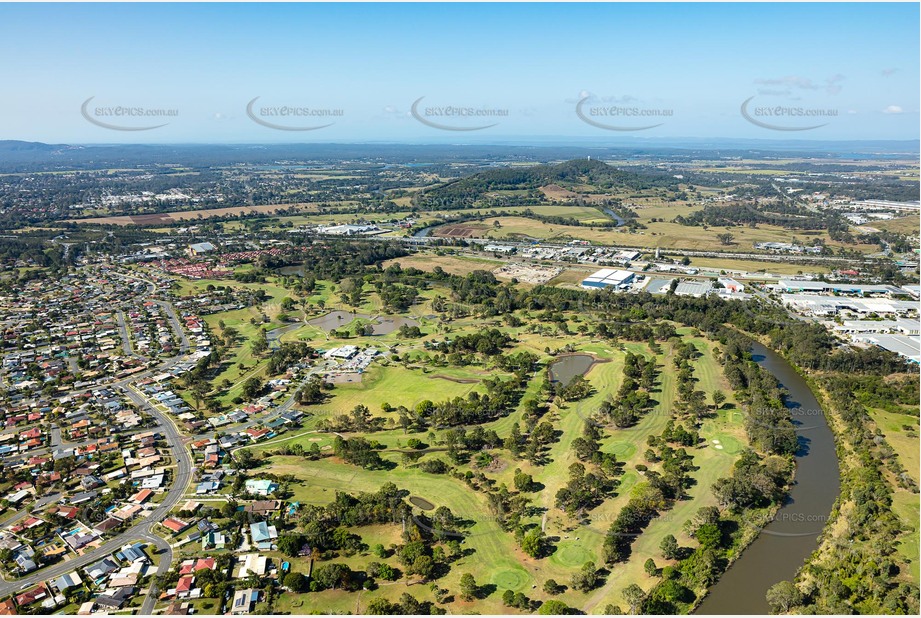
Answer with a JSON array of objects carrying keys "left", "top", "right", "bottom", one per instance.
[{"left": 0, "top": 2, "right": 917, "bottom": 143}]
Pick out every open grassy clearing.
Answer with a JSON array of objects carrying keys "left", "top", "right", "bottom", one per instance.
[
  {"left": 65, "top": 202, "right": 325, "bottom": 225},
  {"left": 381, "top": 253, "right": 504, "bottom": 276},
  {"left": 867, "top": 407, "right": 920, "bottom": 485},
  {"left": 460, "top": 215, "right": 879, "bottom": 254},
  {"left": 311, "top": 363, "right": 485, "bottom": 419},
  {"left": 873, "top": 214, "right": 921, "bottom": 235},
  {"left": 890, "top": 491, "right": 920, "bottom": 582},
  {"left": 684, "top": 256, "right": 830, "bottom": 276}
]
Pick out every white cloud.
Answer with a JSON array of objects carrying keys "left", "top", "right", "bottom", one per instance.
[
  {"left": 882, "top": 105, "right": 903, "bottom": 115},
  {"left": 754, "top": 74, "right": 845, "bottom": 95}
]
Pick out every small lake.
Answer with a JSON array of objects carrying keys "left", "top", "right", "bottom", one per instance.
[
  {"left": 266, "top": 322, "right": 302, "bottom": 349},
  {"left": 548, "top": 353, "right": 596, "bottom": 387},
  {"left": 372, "top": 316, "right": 418, "bottom": 335},
  {"left": 307, "top": 310, "right": 367, "bottom": 331},
  {"left": 600, "top": 207, "right": 626, "bottom": 227}
]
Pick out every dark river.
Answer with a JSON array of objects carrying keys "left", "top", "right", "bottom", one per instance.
[{"left": 695, "top": 341, "right": 840, "bottom": 614}]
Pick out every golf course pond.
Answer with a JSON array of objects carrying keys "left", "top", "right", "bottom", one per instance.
[
  {"left": 548, "top": 353, "right": 598, "bottom": 386},
  {"left": 409, "top": 496, "right": 435, "bottom": 511}
]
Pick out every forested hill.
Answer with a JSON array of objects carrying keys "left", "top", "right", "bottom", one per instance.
[{"left": 414, "top": 158, "right": 681, "bottom": 209}]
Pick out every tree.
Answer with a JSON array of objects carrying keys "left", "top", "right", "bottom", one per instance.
[
  {"left": 766, "top": 581, "right": 803, "bottom": 614},
  {"left": 242, "top": 376, "right": 263, "bottom": 400},
  {"left": 660, "top": 534, "right": 680, "bottom": 560},
  {"left": 277, "top": 533, "right": 306, "bottom": 557},
  {"left": 717, "top": 232, "right": 735, "bottom": 246},
  {"left": 521, "top": 527, "right": 546, "bottom": 558},
  {"left": 283, "top": 571, "right": 308, "bottom": 592},
  {"left": 411, "top": 555, "right": 435, "bottom": 581},
  {"left": 538, "top": 600, "right": 572, "bottom": 615},
  {"left": 712, "top": 390, "right": 726, "bottom": 410},
  {"left": 543, "top": 579, "right": 563, "bottom": 595},
  {"left": 644, "top": 558, "right": 657, "bottom": 577},
  {"left": 695, "top": 522, "right": 722, "bottom": 550},
  {"left": 570, "top": 561, "right": 599, "bottom": 592},
  {"left": 459, "top": 573, "right": 478, "bottom": 601},
  {"left": 513, "top": 469, "right": 534, "bottom": 492},
  {"left": 234, "top": 449, "right": 256, "bottom": 470},
  {"left": 623, "top": 584, "right": 646, "bottom": 614}
]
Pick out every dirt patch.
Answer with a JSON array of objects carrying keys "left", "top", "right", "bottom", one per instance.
[
  {"left": 67, "top": 202, "right": 318, "bottom": 226},
  {"left": 539, "top": 184, "right": 616, "bottom": 204},
  {"left": 324, "top": 373, "right": 362, "bottom": 384},
  {"left": 493, "top": 262, "right": 562, "bottom": 285},
  {"left": 431, "top": 374, "right": 478, "bottom": 384},
  {"left": 130, "top": 213, "right": 176, "bottom": 224},
  {"left": 433, "top": 224, "right": 485, "bottom": 238},
  {"left": 484, "top": 457, "right": 508, "bottom": 474}
]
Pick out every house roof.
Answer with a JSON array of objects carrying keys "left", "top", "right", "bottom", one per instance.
[
  {"left": 176, "top": 574, "right": 195, "bottom": 593},
  {"left": 162, "top": 517, "right": 189, "bottom": 533}
]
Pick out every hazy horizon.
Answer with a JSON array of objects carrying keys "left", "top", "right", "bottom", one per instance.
[{"left": 0, "top": 2, "right": 918, "bottom": 144}]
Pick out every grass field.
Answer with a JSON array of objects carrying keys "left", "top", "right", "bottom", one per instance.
[
  {"left": 66, "top": 202, "right": 323, "bottom": 225},
  {"left": 463, "top": 214, "right": 879, "bottom": 255},
  {"left": 873, "top": 214, "right": 921, "bottom": 236},
  {"left": 890, "top": 491, "right": 921, "bottom": 582},
  {"left": 381, "top": 253, "right": 503, "bottom": 276},
  {"left": 868, "top": 407, "right": 920, "bottom": 485},
  {"left": 313, "top": 363, "right": 486, "bottom": 419},
  {"left": 866, "top": 403, "right": 920, "bottom": 581},
  {"left": 685, "top": 256, "right": 830, "bottom": 275}
]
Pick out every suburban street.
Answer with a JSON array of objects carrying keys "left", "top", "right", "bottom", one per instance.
[{"left": 0, "top": 288, "right": 194, "bottom": 602}]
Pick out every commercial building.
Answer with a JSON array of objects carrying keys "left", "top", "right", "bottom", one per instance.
[
  {"left": 776, "top": 280, "right": 904, "bottom": 296},
  {"left": 834, "top": 319, "right": 921, "bottom": 336},
  {"left": 187, "top": 242, "right": 216, "bottom": 256},
  {"left": 581, "top": 268, "right": 635, "bottom": 290},
  {"left": 717, "top": 277, "right": 745, "bottom": 293},
  {"left": 854, "top": 334, "right": 921, "bottom": 364},
  {"left": 780, "top": 294, "right": 918, "bottom": 317},
  {"left": 674, "top": 281, "right": 714, "bottom": 298}
]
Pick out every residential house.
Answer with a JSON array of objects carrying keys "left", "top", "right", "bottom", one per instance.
[
  {"left": 231, "top": 589, "right": 260, "bottom": 614},
  {"left": 250, "top": 521, "right": 278, "bottom": 550}
]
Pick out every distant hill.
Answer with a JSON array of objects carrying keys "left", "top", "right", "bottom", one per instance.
[
  {"left": 414, "top": 158, "right": 681, "bottom": 209},
  {"left": 0, "top": 140, "right": 60, "bottom": 152}
]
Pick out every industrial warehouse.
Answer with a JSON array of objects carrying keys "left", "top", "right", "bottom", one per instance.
[{"left": 580, "top": 268, "right": 636, "bottom": 290}]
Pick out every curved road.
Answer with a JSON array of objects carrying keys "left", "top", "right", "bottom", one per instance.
[{"left": 0, "top": 380, "right": 193, "bottom": 602}]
